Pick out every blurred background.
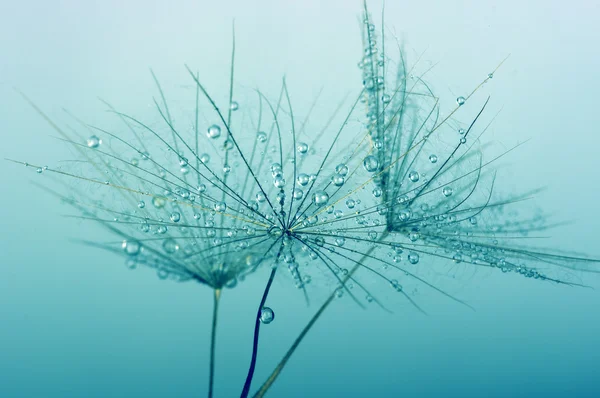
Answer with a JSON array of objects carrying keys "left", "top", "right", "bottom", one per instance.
[{"left": 1, "top": 0, "right": 599, "bottom": 397}]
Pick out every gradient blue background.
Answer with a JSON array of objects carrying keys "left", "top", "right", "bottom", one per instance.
[{"left": 1, "top": 1, "right": 599, "bottom": 397}]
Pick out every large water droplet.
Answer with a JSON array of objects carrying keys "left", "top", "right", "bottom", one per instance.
[
  {"left": 152, "top": 197, "right": 166, "bottom": 209},
  {"left": 312, "top": 191, "right": 329, "bottom": 207},
  {"left": 297, "top": 142, "right": 309, "bottom": 154},
  {"left": 296, "top": 173, "right": 309, "bottom": 186},
  {"left": 332, "top": 174, "right": 345, "bottom": 186},
  {"left": 293, "top": 188, "right": 304, "bottom": 200},
  {"left": 87, "top": 135, "right": 101, "bottom": 148},
  {"left": 335, "top": 163, "right": 349, "bottom": 176},
  {"left": 170, "top": 212, "right": 181, "bottom": 222},
  {"left": 207, "top": 124, "right": 221, "bottom": 139},
  {"left": 443, "top": 187, "right": 453, "bottom": 197},
  {"left": 122, "top": 240, "right": 141, "bottom": 256},
  {"left": 273, "top": 175, "right": 286, "bottom": 188},
  {"left": 260, "top": 307, "right": 275, "bottom": 324},
  {"left": 214, "top": 202, "right": 227, "bottom": 212},
  {"left": 456, "top": 96, "right": 466, "bottom": 106},
  {"left": 408, "top": 171, "right": 420, "bottom": 182},
  {"left": 363, "top": 155, "right": 379, "bottom": 172},
  {"left": 162, "top": 238, "right": 179, "bottom": 254}
]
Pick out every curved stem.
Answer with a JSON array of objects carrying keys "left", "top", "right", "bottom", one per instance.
[
  {"left": 208, "top": 289, "right": 221, "bottom": 398},
  {"left": 240, "top": 267, "right": 278, "bottom": 398},
  {"left": 252, "top": 235, "right": 386, "bottom": 398}
]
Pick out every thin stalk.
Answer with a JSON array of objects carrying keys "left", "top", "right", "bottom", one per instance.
[
  {"left": 252, "top": 236, "right": 385, "bottom": 398},
  {"left": 209, "top": 289, "right": 222, "bottom": 398},
  {"left": 240, "top": 267, "right": 278, "bottom": 398}
]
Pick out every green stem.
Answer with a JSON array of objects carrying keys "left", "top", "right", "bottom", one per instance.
[{"left": 208, "top": 289, "right": 221, "bottom": 398}]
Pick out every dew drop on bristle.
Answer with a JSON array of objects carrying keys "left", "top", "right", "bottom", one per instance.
[
  {"left": 293, "top": 188, "right": 304, "bottom": 200},
  {"left": 257, "top": 131, "right": 267, "bottom": 142},
  {"left": 297, "top": 142, "right": 309, "bottom": 154},
  {"left": 260, "top": 307, "right": 275, "bottom": 324},
  {"left": 456, "top": 96, "right": 466, "bottom": 106},
  {"left": 312, "top": 191, "right": 329, "bottom": 207},
  {"left": 170, "top": 212, "right": 181, "bottom": 222},
  {"left": 87, "top": 135, "right": 101, "bottom": 148},
  {"left": 332, "top": 174, "right": 345, "bottom": 186},
  {"left": 122, "top": 240, "right": 141, "bottom": 256},
  {"left": 138, "top": 200, "right": 145, "bottom": 208},
  {"left": 296, "top": 173, "right": 309, "bottom": 186},
  {"left": 214, "top": 202, "right": 227, "bottom": 212},
  {"left": 152, "top": 197, "right": 166, "bottom": 209},
  {"left": 442, "top": 187, "right": 454, "bottom": 197},
  {"left": 408, "top": 171, "right": 420, "bottom": 182},
  {"left": 335, "top": 163, "right": 349, "bottom": 176},
  {"left": 200, "top": 153, "right": 210, "bottom": 163},
  {"left": 230, "top": 101, "right": 239, "bottom": 111},
  {"left": 363, "top": 155, "right": 379, "bottom": 172},
  {"left": 162, "top": 238, "right": 179, "bottom": 254},
  {"left": 429, "top": 154, "right": 438, "bottom": 163},
  {"left": 207, "top": 124, "right": 221, "bottom": 139},
  {"left": 273, "top": 176, "right": 286, "bottom": 188}
]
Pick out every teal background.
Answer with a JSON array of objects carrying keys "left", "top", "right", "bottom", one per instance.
[{"left": 1, "top": 1, "right": 599, "bottom": 397}]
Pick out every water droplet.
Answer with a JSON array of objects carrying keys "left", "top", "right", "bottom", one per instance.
[
  {"left": 257, "top": 131, "right": 267, "bottom": 143},
  {"left": 429, "top": 154, "right": 438, "bottom": 163},
  {"left": 363, "top": 155, "right": 379, "bottom": 172},
  {"left": 335, "top": 163, "right": 349, "bottom": 176},
  {"left": 408, "top": 171, "right": 420, "bottom": 182},
  {"left": 87, "top": 135, "right": 101, "bottom": 148},
  {"left": 442, "top": 187, "right": 454, "bottom": 197},
  {"left": 346, "top": 199, "right": 356, "bottom": 209},
  {"left": 487, "top": 72, "right": 494, "bottom": 79},
  {"left": 332, "top": 174, "right": 345, "bottom": 186},
  {"left": 200, "top": 153, "right": 210, "bottom": 163},
  {"left": 408, "top": 252, "right": 420, "bottom": 264},
  {"left": 152, "top": 197, "right": 166, "bottom": 208},
  {"left": 296, "top": 173, "right": 309, "bottom": 186},
  {"left": 170, "top": 212, "right": 181, "bottom": 222},
  {"left": 230, "top": 101, "right": 239, "bottom": 111},
  {"left": 335, "top": 237, "right": 346, "bottom": 247},
  {"left": 293, "top": 188, "right": 303, "bottom": 200},
  {"left": 36, "top": 167, "right": 42, "bottom": 173},
  {"left": 456, "top": 96, "right": 466, "bottom": 106},
  {"left": 460, "top": 137, "right": 467, "bottom": 144},
  {"left": 273, "top": 175, "right": 286, "bottom": 188},
  {"left": 207, "top": 124, "right": 221, "bottom": 139},
  {"left": 312, "top": 191, "right": 329, "bottom": 207},
  {"left": 297, "top": 142, "right": 309, "bottom": 154},
  {"left": 458, "top": 128, "right": 466, "bottom": 135},
  {"left": 214, "top": 202, "right": 227, "bottom": 212},
  {"left": 157, "top": 225, "right": 168, "bottom": 234},
  {"left": 122, "top": 240, "right": 141, "bottom": 256},
  {"left": 162, "top": 238, "right": 179, "bottom": 254},
  {"left": 138, "top": 200, "right": 145, "bottom": 208},
  {"left": 260, "top": 307, "right": 275, "bottom": 324}
]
